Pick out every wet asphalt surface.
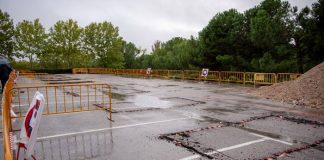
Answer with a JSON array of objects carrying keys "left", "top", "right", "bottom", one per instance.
[{"left": 1, "top": 74, "right": 324, "bottom": 160}]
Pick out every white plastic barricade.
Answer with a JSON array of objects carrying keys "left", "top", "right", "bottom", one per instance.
[{"left": 18, "top": 91, "right": 45, "bottom": 159}]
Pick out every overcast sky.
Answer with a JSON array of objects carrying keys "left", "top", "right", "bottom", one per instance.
[{"left": 0, "top": 0, "right": 316, "bottom": 51}]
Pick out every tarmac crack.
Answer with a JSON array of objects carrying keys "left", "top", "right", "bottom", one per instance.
[
  {"left": 159, "top": 113, "right": 324, "bottom": 160},
  {"left": 261, "top": 138, "right": 324, "bottom": 160}
]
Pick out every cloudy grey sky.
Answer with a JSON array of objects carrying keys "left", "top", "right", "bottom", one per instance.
[{"left": 0, "top": 0, "right": 316, "bottom": 51}]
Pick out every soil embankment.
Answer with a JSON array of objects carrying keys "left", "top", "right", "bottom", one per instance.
[{"left": 252, "top": 62, "right": 324, "bottom": 109}]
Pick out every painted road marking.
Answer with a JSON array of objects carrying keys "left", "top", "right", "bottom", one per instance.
[
  {"left": 179, "top": 138, "right": 268, "bottom": 160},
  {"left": 37, "top": 117, "right": 190, "bottom": 140},
  {"left": 249, "top": 133, "right": 292, "bottom": 145},
  {"left": 179, "top": 132, "right": 292, "bottom": 160}
]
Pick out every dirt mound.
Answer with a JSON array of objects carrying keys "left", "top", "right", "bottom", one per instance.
[{"left": 251, "top": 61, "right": 324, "bottom": 108}]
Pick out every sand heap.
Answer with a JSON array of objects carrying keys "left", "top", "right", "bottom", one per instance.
[{"left": 252, "top": 61, "right": 324, "bottom": 108}]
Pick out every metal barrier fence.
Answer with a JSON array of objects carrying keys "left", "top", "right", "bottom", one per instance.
[
  {"left": 205, "top": 71, "right": 220, "bottom": 81},
  {"left": 34, "top": 128, "right": 114, "bottom": 160},
  {"left": 168, "top": 70, "right": 184, "bottom": 79},
  {"left": 220, "top": 71, "right": 245, "bottom": 83},
  {"left": 72, "top": 68, "right": 88, "bottom": 74},
  {"left": 244, "top": 72, "right": 255, "bottom": 84},
  {"left": 151, "top": 70, "right": 169, "bottom": 78},
  {"left": 72, "top": 68, "right": 301, "bottom": 85},
  {"left": 183, "top": 70, "right": 200, "bottom": 80},
  {"left": 2, "top": 72, "right": 17, "bottom": 160},
  {"left": 2, "top": 72, "right": 113, "bottom": 160},
  {"left": 12, "top": 83, "right": 112, "bottom": 119},
  {"left": 277, "top": 73, "right": 302, "bottom": 83},
  {"left": 254, "top": 73, "right": 277, "bottom": 86}
]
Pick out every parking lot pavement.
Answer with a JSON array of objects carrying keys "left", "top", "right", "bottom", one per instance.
[{"left": 4, "top": 74, "right": 324, "bottom": 159}]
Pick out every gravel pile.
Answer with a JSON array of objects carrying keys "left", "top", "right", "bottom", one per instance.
[{"left": 251, "top": 61, "right": 324, "bottom": 108}]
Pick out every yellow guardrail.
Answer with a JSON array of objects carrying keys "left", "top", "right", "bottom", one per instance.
[
  {"left": 244, "top": 72, "right": 255, "bottom": 84},
  {"left": 2, "top": 71, "right": 16, "bottom": 160},
  {"left": 183, "top": 70, "right": 200, "bottom": 80},
  {"left": 2, "top": 72, "right": 113, "bottom": 160},
  {"left": 277, "top": 73, "right": 302, "bottom": 83},
  {"left": 168, "top": 70, "right": 184, "bottom": 79},
  {"left": 204, "top": 71, "right": 220, "bottom": 81},
  {"left": 72, "top": 68, "right": 301, "bottom": 85},
  {"left": 220, "top": 71, "right": 245, "bottom": 83},
  {"left": 151, "top": 70, "right": 169, "bottom": 78},
  {"left": 254, "top": 73, "right": 277, "bottom": 86},
  {"left": 72, "top": 68, "right": 88, "bottom": 74},
  {"left": 12, "top": 83, "right": 112, "bottom": 119}
]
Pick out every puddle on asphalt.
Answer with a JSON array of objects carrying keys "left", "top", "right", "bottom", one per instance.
[{"left": 128, "top": 95, "right": 172, "bottom": 108}]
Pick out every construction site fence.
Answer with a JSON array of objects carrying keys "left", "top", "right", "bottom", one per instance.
[
  {"left": 2, "top": 71, "right": 113, "bottom": 160},
  {"left": 72, "top": 68, "right": 301, "bottom": 85}
]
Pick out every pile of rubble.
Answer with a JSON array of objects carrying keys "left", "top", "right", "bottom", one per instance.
[{"left": 252, "top": 62, "right": 324, "bottom": 108}]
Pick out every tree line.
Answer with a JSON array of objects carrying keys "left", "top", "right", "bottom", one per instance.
[{"left": 0, "top": 0, "right": 323, "bottom": 73}]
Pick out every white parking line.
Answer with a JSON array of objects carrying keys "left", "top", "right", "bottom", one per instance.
[
  {"left": 179, "top": 138, "right": 267, "bottom": 160},
  {"left": 249, "top": 133, "right": 292, "bottom": 145},
  {"left": 216, "top": 138, "right": 267, "bottom": 152},
  {"left": 179, "top": 132, "right": 293, "bottom": 160},
  {"left": 37, "top": 117, "right": 190, "bottom": 140}
]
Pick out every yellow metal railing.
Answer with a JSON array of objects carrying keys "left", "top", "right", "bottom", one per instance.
[
  {"left": 72, "top": 68, "right": 88, "bottom": 74},
  {"left": 277, "top": 73, "right": 302, "bottom": 83},
  {"left": 72, "top": 68, "right": 302, "bottom": 85},
  {"left": 151, "top": 69, "right": 169, "bottom": 78},
  {"left": 254, "top": 73, "right": 277, "bottom": 86},
  {"left": 2, "top": 71, "right": 17, "bottom": 160},
  {"left": 244, "top": 72, "right": 255, "bottom": 84},
  {"left": 168, "top": 70, "right": 184, "bottom": 79},
  {"left": 220, "top": 71, "right": 245, "bottom": 83},
  {"left": 205, "top": 71, "right": 220, "bottom": 81},
  {"left": 2, "top": 72, "right": 113, "bottom": 160},
  {"left": 183, "top": 70, "right": 200, "bottom": 80},
  {"left": 12, "top": 83, "right": 112, "bottom": 119}
]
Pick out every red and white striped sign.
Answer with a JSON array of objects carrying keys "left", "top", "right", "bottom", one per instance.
[{"left": 19, "top": 91, "right": 45, "bottom": 158}]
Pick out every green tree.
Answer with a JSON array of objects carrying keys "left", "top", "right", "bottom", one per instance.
[
  {"left": 15, "top": 19, "right": 47, "bottom": 69},
  {"left": 199, "top": 9, "right": 249, "bottom": 70},
  {"left": 83, "top": 22, "right": 124, "bottom": 68},
  {"left": 122, "top": 41, "right": 140, "bottom": 68},
  {"left": 0, "top": 10, "right": 15, "bottom": 59},
  {"left": 308, "top": 0, "right": 324, "bottom": 69},
  {"left": 48, "top": 19, "right": 83, "bottom": 68}
]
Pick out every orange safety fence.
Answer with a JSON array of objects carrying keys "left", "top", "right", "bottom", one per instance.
[
  {"left": 2, "top": 71, "right": 17, "bottom": 160},
  {"left": 254, "top": 73, "right": 277, "bottom": 86},
  {"left": 72, "top": 68, "right": 88, "bottom": 74},
  {"left": 150, "top": 70, "right": 169, "bottom": 78},
  {"left": 244, "top": 72, "right": 255, "bottom": 84},
  {"left": 183, "top": 70, "right": 200, "bottom": 80},
  {"left": 277, "top": 73, "right": 302, "bottom": 83},
  {"left": 205, "top": 71, "right": 220, "bottom": 81},
  {"left": 168, "top": 70, "right": 184, "bottom": 79},
  {"left": 2, "top": 72, "right": 113, "bottom": 160},
  {"left": 11, "top": 83, "right": 112, "bottom": 119},
  {"left": 72, "top": 68, "right": 301, "bottom": 85},
  {"left": 220, "top": 71, "right": 245, "bottom": 83}
]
